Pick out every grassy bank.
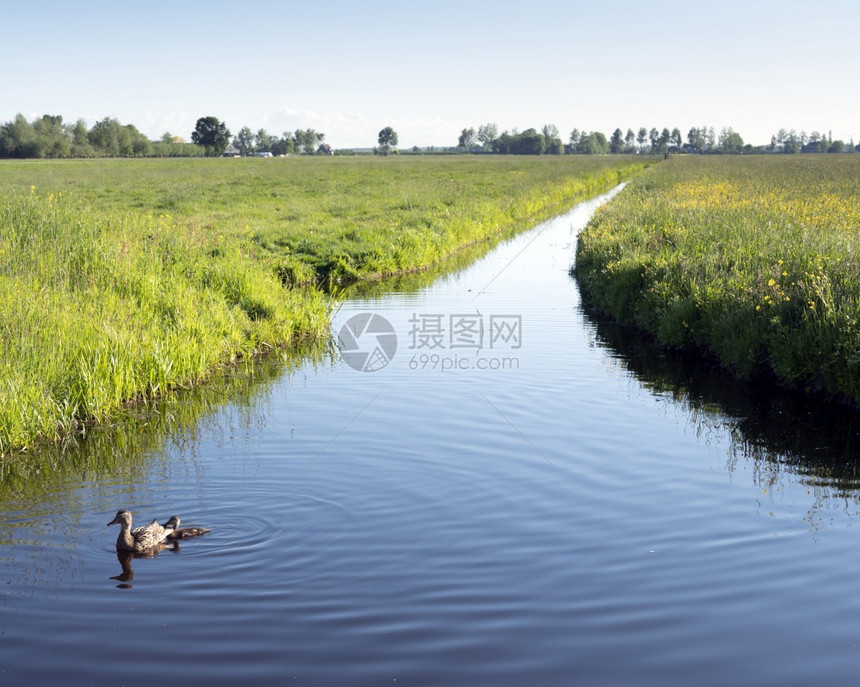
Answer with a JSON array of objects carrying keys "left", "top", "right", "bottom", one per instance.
[
  {"left": 3, "top": 156, "right": 650, "bottom": 286},
  {"left": 1, "top": 155, "right": 650, "bottom": 454},
  {"left": 575, "top": 155, "right": 860, "bottom": 404},
  {"left": 0, "top": 190, "right": 330, "bottom": 453}
]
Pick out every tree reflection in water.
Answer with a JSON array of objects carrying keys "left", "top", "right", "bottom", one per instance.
[{"left": 582, "top": 305, "right": 860, "bottom": 527}]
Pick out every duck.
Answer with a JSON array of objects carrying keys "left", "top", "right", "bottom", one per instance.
[
  {"left": 162, "top": 515, "right": 211, "bottom": 540},
  {"left": 107, "top": 509, "right": 175, "bottom": 553}
]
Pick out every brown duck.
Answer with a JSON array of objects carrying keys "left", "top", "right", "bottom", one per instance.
[
  {"left": 107, "top": 509, "right": 174, "bottom": 553},
  {"left": 162, "top": 515, "right": 211, "bottom": 540}
]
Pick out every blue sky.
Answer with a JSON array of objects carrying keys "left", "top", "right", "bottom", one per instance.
[{"left": 3, "top": 0, "right": 858, "bottom": 148}]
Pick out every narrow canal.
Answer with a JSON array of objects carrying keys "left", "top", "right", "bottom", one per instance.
[{"left": 2, "top": 186, "right": 860, "bottom": 686}]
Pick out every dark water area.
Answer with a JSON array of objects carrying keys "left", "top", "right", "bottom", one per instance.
[
  {"left": 3, "top": 186, "right": 860, "bottom": 686},
  {"left": 587, "top": 315, "right": 860, "bottom": 490}
]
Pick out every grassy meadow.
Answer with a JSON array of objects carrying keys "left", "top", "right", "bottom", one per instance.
[
  {"left": 3, "top": 156, "right": 650, "bottom": 285},
  {"left": 575, "top": 155, "right": 860, "bottom": 404},
  {"left": 0, "top": 155, "right": 650, "bottom": 454}
]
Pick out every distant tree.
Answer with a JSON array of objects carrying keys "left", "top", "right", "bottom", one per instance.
[
  {"left": 293, "top": 129, "right": 308, "bottom": 153},
  {"left": 637, "top": 127, "right": 648, "bottom": 149},
  {"left": 775, "top": 130, "right": 800, "bottom": 154},
  {"left": 775, "top": 128, "right": 787, "bottom": 148},
  {"left": 125, "top": 123, "right": 152, "bottom": 156},
  {"left": 477, "top": 123, "right": 498, "bottom": 149},
  {"left": 670, "top": 128, "right": 682, "bottom": 149},
  {"left": 377, "top": 126, "right": 398, "bottom": 154},
  {"left": 705, "top": 127, "right": 716, "bottom": 151},
  {"left": 235, "top": 126, "right": 254, "bottom": 155},
  {"left": 659, "top": 128, "right": 671, "bottom": 151},
  {"left": 687, "top": 127, "right": 705, "bottom": 153},
  {"left": 576, "top": 131, "right": 608, "bottom": 155},
  {"left": 153, "top": 132, "right": 193, "bottom": 157},
  {"left": 648, "top": 128, "right": 659, "bottom": 153},
  {"left": 513, "top": 128, "right": 545, "bottom": 154},
  {"left": 31, "top": 115, "right": 69, "bottom": 158},
  {"left": 536, "top": 125, "right": 562, "bottom": 154},
  {"left": 624, "top": 128, "right": 636, "bottom": 152},
  {"left": 827, "top": 140, "right": 845, "bottom": 153},
  {"left": 541, "top": 124, "right": 559, "bottom": 143},
  {"left": 255, "top": 128, "right": 275, "bottom": 152},
  {"left": 718, "top": 127, "right": 744, "bottom": 153},
  {"left": 270, "top": 133, "right": 296, "bottom": 156},
  {"left": 545, "top": 137, "right": 564, "bottom": 154},
  {"left": 191, "top": 116, "right": 231, "bottom": 156},
  {"left": 378, "top": 126, "right": 398, "bottom": 147},
  {"left": 272, "top": 132, "right": 296, "bottom": 156},
  {"left": 609, "top": 128, "right": 624, "bottom": 153},
  {"left": 495, "top": 132, "right": 513, "bottom": 154},
  {"left": 88, "top": 117, "right": 122, "bottom": 155},
  {"left": 0, "top": 114, "right": 40, "bottom": 158},
  {"left": 86, "top": 117, "right": 150, "bottom": 156},
  {"left": 569, "top": 128, "right": 582, "bottom": 148},
  {"left": 294, "top": 129, "right": 324, "bottom": 154},
  {"left": 495, "top": 129, "right": 546, "bottom": 155},
  {"left": 802, "top": 131, "right": 823, "bottom": 152},
  {"left": 458, "top": 127, "right": 477, "bottom": 151},
  {"left": 70, "top": 119, "right": 94, "bottom": 157}
]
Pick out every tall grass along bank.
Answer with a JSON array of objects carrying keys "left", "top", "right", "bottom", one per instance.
[
  {"left": 1, "top": 155, "right": 650, "bottom": 454},
  {"left": 575, "top": 155, "right": 860, "bottom": 405},
  {"left": 0, "top": 190, "right": 328, "bottom": 454}
]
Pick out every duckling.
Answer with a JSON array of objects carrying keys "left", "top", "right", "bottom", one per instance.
[
  {"left": 162, "top": 515, "right": 211, "bottom": 540},
  {"left": 107, "top": 509, "right": 174, "bottom": 553}
]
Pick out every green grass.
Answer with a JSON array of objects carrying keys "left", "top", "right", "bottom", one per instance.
[
  {"left": 0, "top": 155, "right": 651, "bottom": 454},
  {"left": 575, "top": 155, "right": 860, "bottom": 404},
  {"left": 0, "top": 189, "right": 329, "bottom": 453},
  {"left": 5, "top": 156, "right": 651, "bottom": 285}
]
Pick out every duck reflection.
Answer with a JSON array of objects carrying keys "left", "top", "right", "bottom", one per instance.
[
  {"left": 111, "top": 550, "right": 135, "bottom": 588},
  {"left": 110, "top": 541, "right": 175, "bottom": 588}
]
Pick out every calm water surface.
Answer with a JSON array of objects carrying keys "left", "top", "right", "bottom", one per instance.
[{"left": 3, "top": 187, "right": 860, "bottom": 686}]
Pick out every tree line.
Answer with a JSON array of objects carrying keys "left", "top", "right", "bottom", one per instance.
[
  {"left": 0, "top": 113, "right": 334, "bottom": 159},
  {"left": 0, "top": 112, "right": 856, "bottom": 159},
  {"left": 228, "top": 125, "right": 330, "bottom": 156},
  {"left": 0, "top": 113, "right": 403, "bottom": 159},
  {"left": 455, "top": 124, "right": 858, "bottom": 156},
  {"left": 768, "top": 129, "right": 850, "bottom": 154},
  {"left": 0, "top": 114, "right": 201, "bottom": 158}
]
